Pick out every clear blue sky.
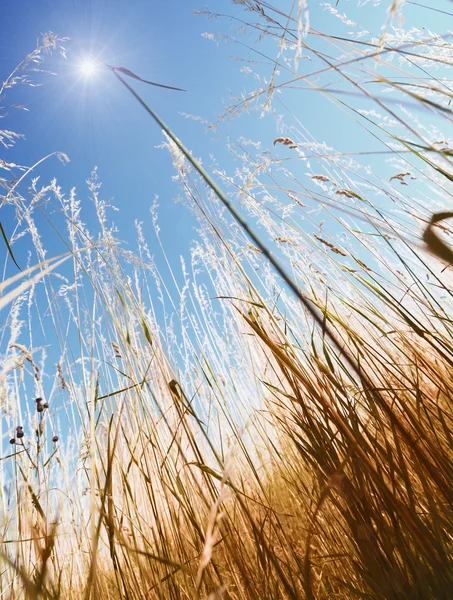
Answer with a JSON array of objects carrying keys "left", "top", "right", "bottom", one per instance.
[
  {"left": 1, "top": 0, "right": 245, "bottom": 267},
  {"left": 1, "top": 0, "right": 450, "bottom": 272}
]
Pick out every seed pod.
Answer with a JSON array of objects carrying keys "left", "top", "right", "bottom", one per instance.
[
  {"left": 52, "top": 435, "right": 59, "bottom": 443},
  {"left": 16, "top": 426, "right": 24, "bottom": 439},
  {"left": 37, "top": 404, "right": 44, "bottom": 413},
  {"left": 9, "top": 438, "right": 15, "bottom": 445},
  {"left": 43, "top": 403, "right": 49, "bottom": 409}
]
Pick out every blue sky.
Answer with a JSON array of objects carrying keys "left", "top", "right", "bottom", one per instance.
[
  {"left": 1, "top": 0, "right": 450, "bottom": 274},
  {"left": 0, "top": 0, "right": 451, "bottom": 335},
  {"left": 1, "top": 0, "right": 241, "bottom": 265}
]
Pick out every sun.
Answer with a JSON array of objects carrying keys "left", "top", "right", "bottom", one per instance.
[{"left": 79, "top": 58, "right": 98, "bottom": 77}]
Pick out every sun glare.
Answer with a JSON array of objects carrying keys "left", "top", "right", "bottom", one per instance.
[{"left": 79, "top": 58, "right": 98, "bottom": 76}]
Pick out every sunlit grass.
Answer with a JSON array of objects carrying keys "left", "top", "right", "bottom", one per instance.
[{"left": 1, "top": 3, "right": 453, "bottom": 599}]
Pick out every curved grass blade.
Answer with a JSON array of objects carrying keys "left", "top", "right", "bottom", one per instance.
[
  {"left": 108, "top": 65, "right": 185, "bottom": 91},
  {"left": 0, "top": 221, "right": 21, "bottom": 270},
  {"left": 423, "top": 212, "right": 453, "bottom": 265}
]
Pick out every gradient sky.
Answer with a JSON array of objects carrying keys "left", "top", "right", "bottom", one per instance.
[
  {"left": 1, "top": 0, "right": 243, "bottom": 267},
  {"left": 1, "top": 0, "right": 450, "bottom": 273}
]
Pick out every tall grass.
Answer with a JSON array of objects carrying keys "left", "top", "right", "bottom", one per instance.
[{"left": 1, "top": 2, "right": 453, "bottom": 598}]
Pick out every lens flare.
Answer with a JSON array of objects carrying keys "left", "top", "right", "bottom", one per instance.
[{"left": 79, "top": 59, "right": 98, "bottom": 76}]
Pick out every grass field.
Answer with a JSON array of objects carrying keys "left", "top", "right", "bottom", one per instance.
[{"left": 1, "top": 2, "right": 453, "bottom": 598}]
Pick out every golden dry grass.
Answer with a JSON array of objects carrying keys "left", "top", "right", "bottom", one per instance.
[{"left": 1, "top": 3, "right": 453, "bottom": 598}]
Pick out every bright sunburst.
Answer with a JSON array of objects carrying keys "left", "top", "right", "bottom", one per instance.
[{"left": 79, "top": 58, "right": 98, "bottom": 76}]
